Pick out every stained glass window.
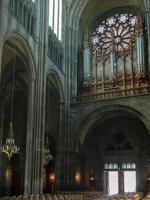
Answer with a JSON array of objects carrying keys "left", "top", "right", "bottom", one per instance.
[{"left": 91, "top": 13, "right": 138, "bottom": 57}]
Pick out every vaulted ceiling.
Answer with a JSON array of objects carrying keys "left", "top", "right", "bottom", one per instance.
[{"left": 67, "top": 0, "right": 145, "bottom": 30}]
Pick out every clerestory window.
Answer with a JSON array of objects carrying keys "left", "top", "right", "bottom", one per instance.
[{"left": 49, "top": 0, "right": 62, "bottom": 40}]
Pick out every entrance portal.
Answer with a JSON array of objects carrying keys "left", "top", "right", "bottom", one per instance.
[
  {"left": 80, "top": 112, "right": 150, "bottom": 193},
  {"left": 108, "top": 171, "right": 119, "bottom": 195},
  {"left": 124, "top": 171, "right": 136, "bottom": 193}
]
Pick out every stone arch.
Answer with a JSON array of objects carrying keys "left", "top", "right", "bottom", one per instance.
[
  {"left": 67, "top": 0, "right": 148, "bottom": 98},
  {"left": 77, "top": 104, "right": 150, "bottom": 146},
  {"left": 46, "top": 70, "right": 64, "bottom": 104},
  {"left": 76, "top": 103, "right": 150, "bottom": 192},
  {"left": 44, "top": 70, "right": 65, "bottom": 192},
  {"left": 1, "top": 31, "right": 36, "bottom": 81},
  {"left": 68, "top": 0, "right": 146, "bottom": 30},
  {"left": 68, "top": 0, "right": 87, "bottom": 29},
  {"left": 45, "top": 70, "right": 64, "bottom": 140},
  {"left": 0, "top": 32, "right": 36, "bottom": 196}
]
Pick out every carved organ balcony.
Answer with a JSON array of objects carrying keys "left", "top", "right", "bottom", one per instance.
[{"left": 75, "top": 12, "right": 150, "bottom": 103}]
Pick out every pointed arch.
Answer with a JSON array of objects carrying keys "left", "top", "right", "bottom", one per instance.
[
  {"left": 0, "top": 32, "right": 36, "bottom": 196},
  {"left": 46, "top": 69, "right": 64, "bottom": 104},
  {"left": 1, "top": 31, "right": 36, "bottom": 81},
  {"left": 77, "top": 104, "right": 150, "bottom": 146}
]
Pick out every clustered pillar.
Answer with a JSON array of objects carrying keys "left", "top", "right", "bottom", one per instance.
[{"left": 24, "top": 0, "right": 49, "bottom": 195}]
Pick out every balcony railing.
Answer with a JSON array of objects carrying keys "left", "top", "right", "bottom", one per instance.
[
  {"left": 74, "top": 73, "right": 150, "bottom": 103},
  {"left": 73, "top": 85, "right": 150, "bottom": 103},
  {"left": 48, "top": 27, "right": 63, "bottom": 71},
  {"left": 8, "top": 0, "right": 35, "bottom": 37}
]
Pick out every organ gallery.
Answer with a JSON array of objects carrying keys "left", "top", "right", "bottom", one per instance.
[{"left": 0, "top": 0, "right": 150, "bottom": 199}]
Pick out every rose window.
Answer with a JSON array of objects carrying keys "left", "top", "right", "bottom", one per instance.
[{"left": 91, "top": 13, "right": 138, "bottom": 57}]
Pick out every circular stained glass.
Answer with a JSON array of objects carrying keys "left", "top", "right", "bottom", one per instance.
[{"left": 91, "top": 13, "right": 138, "bottom": 57}]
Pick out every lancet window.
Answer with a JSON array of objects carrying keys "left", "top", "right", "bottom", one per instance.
[{"left": 49, "top": 0, "right": 62, "bottom": 40}]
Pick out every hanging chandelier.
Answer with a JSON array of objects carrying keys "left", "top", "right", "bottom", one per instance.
[
  {"left": 44, "top": 136, "right": 53, "bottom": 165},
  {"left": 0, "top": 122, "right": 20, "bottom": 160},
  {"left": 0, "top": 48, "right": 20, "bottom": 160}
]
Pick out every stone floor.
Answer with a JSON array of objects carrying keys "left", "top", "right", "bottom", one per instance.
[{"left": 0, "top": 192, "right": 144, "bottom": 200}]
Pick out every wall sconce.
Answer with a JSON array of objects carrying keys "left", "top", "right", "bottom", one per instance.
[
  {"left": 50, "top": 173, "right": 55, "bottom": 183},
  {"left": 6, "top": 168, "right": 12, "bottom": 187},
  {"left": 75, "top": 171, "right": 81, "bottom": 184},
  {"left": 90, "top": 176, "right": 95, "bottom": 181}
]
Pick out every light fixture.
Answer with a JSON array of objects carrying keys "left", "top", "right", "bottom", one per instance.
[
  {"left": 44, "top": 136, "right": 53, "bottom": 165},
  {"left": 75, "top": 171, "right": 81, "bottom": 184},
  {"left": 50, "top": 173, "right": 55, "bottom": 183},
  {"left": 0, "top": 122, "right": 20, "bottom": 160},
  {"left": 90, "top": 176, "right": 95, "bottom": 181},
  {"left": 0, "top": 47, "right": 20, "bottom": 159}
]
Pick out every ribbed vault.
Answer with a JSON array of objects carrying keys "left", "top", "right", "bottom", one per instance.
[{"left": 67, "top": 0, "right": 146, "bottom": 29}]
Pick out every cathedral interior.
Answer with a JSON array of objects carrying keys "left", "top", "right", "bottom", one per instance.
[{"left": 0, "top": 0, "right": 150, "bottom": 199}]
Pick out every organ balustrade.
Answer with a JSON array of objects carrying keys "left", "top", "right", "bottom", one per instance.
[{"left": 76, "top": 12, "right": 150, "bottom": 103}]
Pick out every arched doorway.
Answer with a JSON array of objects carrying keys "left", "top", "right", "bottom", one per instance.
[
  {"left": 0, "top": 37, "right": 33, "bottom": 196},
  {"left": 78, "top": 108, "right": 150, "bottom": 194}
]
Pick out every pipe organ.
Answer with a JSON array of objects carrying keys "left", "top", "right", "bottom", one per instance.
[{"left": 78, "top": 13, "right": 149, "bottom": 101}]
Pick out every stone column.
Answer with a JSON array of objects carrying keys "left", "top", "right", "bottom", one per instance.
[
  {"left": 55, "top": 102, "right": 65, "bottom": 191},
  {"left": 0, "top": 43, "right": 2, "bottom": 81},
  {"left": 70, "top": 28, "right": 79, "bottom": 97},
  {"left": 31, "top": 0, "right": 49, "bottom": 195},
  {"left": 0, "top": 0, "right": 4, "bottom": 78},
  {"left": 0, "top": 101, "right": 5, "bottom": 194},
  {"left": 24, "top": 0, "right": 49, "bottom": 195},
  {"left": 60, "top": 24, "right": 72, "bottom": 191},
  {"left": 69, "top": 151, "right": 76, "bottom": 190},
  {"left": 24, "top": 79, "right": 35, "bottom": 195},
  {"left": 5, "top": 163, "right": 12, "bottom": 196},
  {"left": 0, "top": 0, "right": 6, "bottom": 190}
]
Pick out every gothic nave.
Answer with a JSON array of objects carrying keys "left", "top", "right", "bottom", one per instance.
[{"left": 0, "top": 0, "right": 150, "bottom": 200}]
